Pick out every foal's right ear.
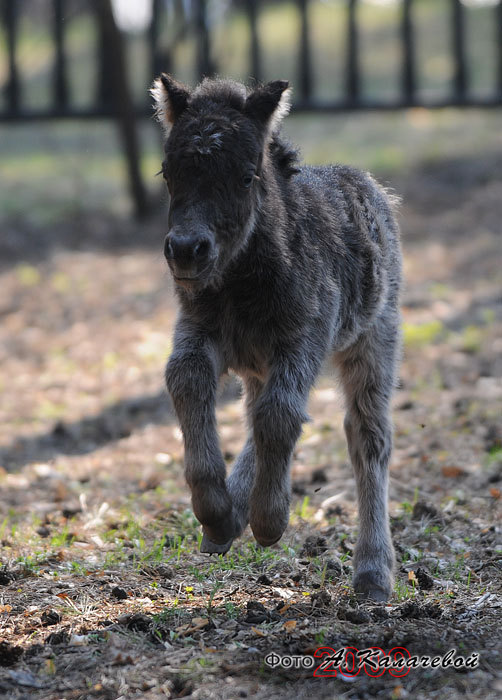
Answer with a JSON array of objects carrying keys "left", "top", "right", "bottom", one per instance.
[
  {"left": 244, "top": 80, "right": 291, "bottom": 133},
  {"left": 151, "top": 73, "right": 191, "bottom": 132}
]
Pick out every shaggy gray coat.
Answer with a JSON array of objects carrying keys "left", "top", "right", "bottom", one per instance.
[{"left": 152, "top": 75, "right": 402, "bottom": 601}]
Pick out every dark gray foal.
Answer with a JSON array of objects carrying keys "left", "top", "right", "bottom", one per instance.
[{"left": 152, "top": 75, "right": 402, "bottom": 601}]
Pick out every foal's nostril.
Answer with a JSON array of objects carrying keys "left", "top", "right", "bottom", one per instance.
[
  {"left": 194, "top": 239, "right": 210, "bottom": 260},
  {"left": 164, "top": 237, "right": 174, "bottom": 260},
  {"left": 165, "top": 232, "right": 211, "bottom": 266}
]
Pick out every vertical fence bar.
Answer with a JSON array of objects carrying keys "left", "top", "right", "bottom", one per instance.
[
  {"left": 93, "top": 0, "right": 148, "bottom": 217},
  {"left": 346, "top": 0, "right": 360, "bottom": 104},
  {"left": 196, "top": 0, "right": 213, "bottom": 78},
  {"left": 4, "top": 0, "right": 20, "bottom": 113},
  {"left": 247, "top": 0, "right": 261, "bottom": 83},
  {"left": 149, "top": 0, "right": 162, "bottom": 79},
  {"left": 451, "top": 0, "right": 467, "bottom": 101},
  {"left": 53, "top": 0, "right": 68, "bottom": 110},
  {"left": 298, "top": 0, "right": 313, "bottom": 101},
  {"left": 497, "top": 0, "right": 502, "bottom": 96},
  {"left": 96, "top": 1, "right": 114, "bottom": 109},
  {"left": 402, "top": 0, "right": 415, "bottom": 105}
]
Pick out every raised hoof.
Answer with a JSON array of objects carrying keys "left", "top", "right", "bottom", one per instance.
[
  {"left": 200, "top": 532, "right": 233, "bottom": 555},
  {"left": 197, "top": 507, "right": 239, "bottom": 546},
  {"left": 249, "top": 509, "right": 288, "bottom": 548},
  {"left": 253, "top": 533, "right": 282, "bottom": 548}
]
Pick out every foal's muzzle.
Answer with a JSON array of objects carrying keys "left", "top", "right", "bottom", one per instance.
[{"left": 164, "top": 230, "right": 214, "bottom": 284}]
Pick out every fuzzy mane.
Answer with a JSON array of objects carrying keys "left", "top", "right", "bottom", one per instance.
[{"left": 269, "top": 134, "right": 300, "bottom": 179}]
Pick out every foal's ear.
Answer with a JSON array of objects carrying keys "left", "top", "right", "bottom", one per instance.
[
  {"left": 244, "top": 80, "right": 291, "bottom": 132},
  {"left": 151, "top": 73, "right": 191, "bottom": 132}
]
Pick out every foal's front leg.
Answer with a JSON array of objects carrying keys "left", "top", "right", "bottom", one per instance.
[
  {"left": 249, "top": 354, "right": 318, "bottom": 547},
  {"left": 165, "top": 321, "right": 237, "bottom": 545},
  {"left": 201, "top": 376, "right": 263, "bottom": 554}
]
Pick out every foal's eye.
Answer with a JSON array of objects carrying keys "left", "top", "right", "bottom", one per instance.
[{"left": 242, "top": 173, "right": 254, "bottom": 189}]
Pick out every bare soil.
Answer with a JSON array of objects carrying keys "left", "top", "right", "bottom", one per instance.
[{"left": 0, "top": 152, "right": 501, "bottom": 699}]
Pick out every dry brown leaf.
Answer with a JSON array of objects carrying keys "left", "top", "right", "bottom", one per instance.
[
  {"left": 441, "top": 466, "right": 465, "bottom": 478},
  {"left": 111, "top": 651, "right": 135, "bottom": 666},
  {"left": 191, "top": 616, "right": 209, "bottom": 628},
  {"left": 283, "top": 620, "right": 297, "bottom": 632},
  {"left": 490, "top": 488, "right": 501, "bottom": 500},
  {"left": 251, "top": 626, "right": 267, "bottom": 637},
  {"left": 175, "top": 617, "right": 209, "bottom": 636},
  {"left": 278, "top": 602, "right": 292, "bottom": 615},
  {"left": 54, "top": 480, "right": 69, "bottom": 501}
]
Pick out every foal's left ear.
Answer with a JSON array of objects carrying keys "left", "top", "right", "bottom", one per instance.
[
  {"left": 151, "top": 73, "right": 191, "bottom": 133},
  {"left": 244, "top": 80, "right": 291, "bottom": 133}
]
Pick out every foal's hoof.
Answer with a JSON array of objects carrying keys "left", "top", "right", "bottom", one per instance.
[
  {"left": 198, "top": 508, "right": 239, "bottom": 546},
  {"left": 200, "top": 533, "right": 233, "bottom": 555},
  {"left": 254, "top": 534, "right": 282, "bottom": 548},
  {"left": 353, "top": 569, "right": 392, "bottom": 603},
  {"left": 249, "top": 505, "right": 288, "bottom": 548}
]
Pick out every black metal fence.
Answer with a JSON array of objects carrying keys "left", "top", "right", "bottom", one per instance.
[{"left": 2, "top": 0, "right": 502, "bottom": 214}]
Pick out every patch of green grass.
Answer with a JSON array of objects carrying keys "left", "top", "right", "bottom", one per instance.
[
  {"left": 460, "top": 325, "right": 484, "bottom": 354},
  {"left": 485, "top": 445, "right": 502, "bottom": 466},
  {"left": 294, "top": 495, "right": 313, "bottom": 520},
  {"left": 223, "top": 602, "right": 239, "bottom": 619},
  {"left": 402, "top": 320, "right": 445, "bottom": 348},
  {"left": 35, "top": 399, "right": 67, "bottom": 421},
  {"left": 423, "top": 524, "right": 441, "bottom": 536},
  {"left": 16, "top": 263, "right": 41, "bottom": 286},
  {"left": 428, "top": 282, "right": 452, "bottom": 300},
  {"left": 481, "top": 308, "right": 496, "bottom": 325},
  {"left": 393, "top": 577, "right": 416, "bottom": 601},
  {"left": 50, "top": 528, "right": 76, "bottom": 548},
  {"left": 400, "top": 500, "right": 414, "bottom": 515},
  {"left": 15, "top": 551, "right": 53, "bottom": 573},
  {"left": 195, "top": 541, "right": 285, "bottom": 577}
]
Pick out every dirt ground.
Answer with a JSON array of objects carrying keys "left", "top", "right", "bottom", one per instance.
[{"left": 0, "top": 142, "right": 501, "bottom": 699}]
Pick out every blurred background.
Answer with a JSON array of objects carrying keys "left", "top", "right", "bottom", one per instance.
[{"left": 1, "top": 0, "right": 501, "bottom": 222}]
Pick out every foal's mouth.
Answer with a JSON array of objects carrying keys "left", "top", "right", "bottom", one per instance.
[
  {"left": 171, "top": 261, "right": 216, "bottom": 289},
  {"left": 173, "top": 276, "right": 202, "bottom": 291}
]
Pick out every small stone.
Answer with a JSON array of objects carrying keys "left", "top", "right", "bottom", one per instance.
[
  {"left": 46, "top": 630, "right": 70, "bottom": 645},
  {"left": 0, "top": 641, "right": 23, "bottom": 666},
  {"left": 155, "top": 565, "right": 174, "bottom": 579},
  {"left": 311, "top": 590, "right": 331, "bottom": 607},
  {"left": 119, "top": 613, "right": 150, "bottom": 631},
  {"left": 41, "top": 609, "right": 62, "bottom": 626},
  {"left": 245, "top": 600, "right": 269, "bottom": 624},
  {"left": 300, "top": 535, "right": 328, "bottom": 557},
  {"left": 36, "top": 526, "right": 51, "bottom": 538},
  {"left": 338, "top": 607, "right": 371, "bottom": 624},
  {"left": 111, "top": 586, "right": 128, "bottom": 601},
  {"left": 324, "top": 557, "right": 343, "bottom": 576},
  {"left": 415, "top": 567, "right": 434, "bottom": 590},
  {"left": 311, "top": 468, "right": 328, "bottom": 484},
  {"left": 0, "top": 569, "right": 15, "bottom": 585},
  {"left": 412, "top": 500, "right": 442, "bottom": 522}
]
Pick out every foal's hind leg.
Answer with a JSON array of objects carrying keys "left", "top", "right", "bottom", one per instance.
[
  {"left": 335, "top": 313, "right": 400, "bottom": 601},
  {"left": 201, "top": 377, "right": 263, "bottom": 554}
]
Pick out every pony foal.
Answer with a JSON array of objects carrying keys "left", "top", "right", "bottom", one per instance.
[{"left": 152, "top": 74, "right": 402, "bottom": 601}]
